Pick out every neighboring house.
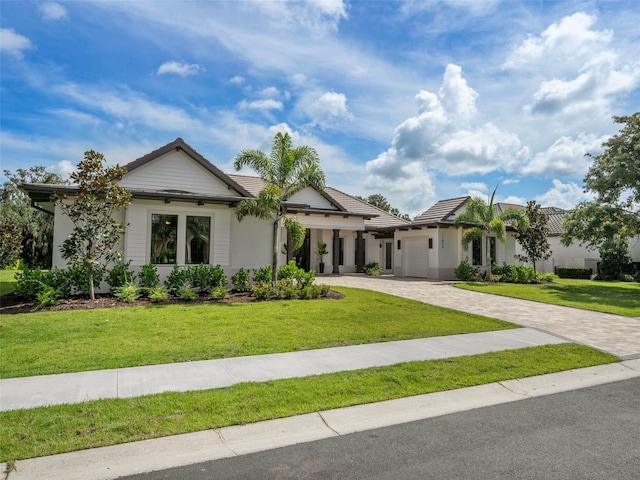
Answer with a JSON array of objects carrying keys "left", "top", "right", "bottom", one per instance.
[
  {"left": 392, "top": 197, "right": 519, "bottom": 280},
  {"left": 514, "top": 207, "right": 640, "bottom": 274},
  {"left": 21, "top": 138, "right": 409, "bottom": 284}
]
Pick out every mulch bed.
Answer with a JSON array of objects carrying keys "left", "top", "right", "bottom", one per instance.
[{"left": 0, "top": 289, "right": 344, "bottom": 315}]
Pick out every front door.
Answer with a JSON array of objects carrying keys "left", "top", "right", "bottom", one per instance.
[
  {"left": 294, "top": 229, "right": 311, "bottom": 271},
  {"left": 384, "top": 241, "right": 393, "bottom": 272}
]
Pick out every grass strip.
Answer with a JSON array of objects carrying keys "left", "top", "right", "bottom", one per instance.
[
  {"left": 455, "top": 278, "right": 640, "bottom": 317},
  {"left": 0, "top": 270, "right": 17, "bottom": 297},
  {"left": 0, "top": 343, "right": 617, "bottom": 461},
  {"left": 0, "top": 287, "right": 516, "bottom": 378}
]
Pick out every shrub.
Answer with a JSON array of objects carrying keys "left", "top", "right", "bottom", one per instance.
[
  {"left": 184, "top": 264, "right": 228, "bottom": 294},
  {"left": 14, "top": 267, "right": 48, "bottom": 300},
  {"left": 536, "top": 272, "right": 556, "bottom": 283},
  {"left": 106, "top": 260, "right": 135, "bottom": 291},
  {"left": 363, "top": 262, "right": 381, "bottom": 276},
  {"left": 49, "top": 268, "right": 73, "bottom": 298},
  {"left": 138, "top": 262, "right": 160, "bottom": 290},
  {"left": 148, "top": 286, "right": 169, "bottom": 303},
  {"left": 34, "top": 286, "right": 61, "bottom": 310},
  {"left": 113, "top": 282, "right": 141, "bottom": 303},
  {"left": 277, "top": 260, "right": 315, "bottom": 288},
  {"left": 231, "top": 268, "right": 251, "bottom": 292},
  {"left": 251, "top": 283, "right": 271, "bottom": 300},
  {"left": 210, "top": 286, "right": 228, "bottom": 300},
  {"left": 165, "top": 264, "right": 187, "bottom": 295},
  {"left": 66, "top": 263, "right": 105, "bottom": 296},
  {"left": 454, "top": 259, "right": 480, "bottom": 282},
  {"left": 252, "top": 265, "right": 272, "bottom": 284},
  {"left": 177, "top": 283, "right": 198, "bottom": 301},
  {"left": 556, "top": 268, "right": 592, "bottom": 279}
]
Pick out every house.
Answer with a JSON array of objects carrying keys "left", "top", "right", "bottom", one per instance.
[
  {"left": 515, "top": 207, "right": 640, "bottom": 274},
  {"left": 21, "top": 138, "right": 409, "bottom": 284},
  {"left": 392, "top": 197, "right": 519, "bottom": 280}
]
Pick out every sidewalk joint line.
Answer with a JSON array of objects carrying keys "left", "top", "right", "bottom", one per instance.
[
  {"left": 497, "top": 381, "right": 532, "bottom": 398},
  {"left": 317, "top": 412, "right": 341, "bottom": 436}
]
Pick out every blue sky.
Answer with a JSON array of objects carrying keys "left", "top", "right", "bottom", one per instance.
[{"left": 2, "top": 0, "right": 639, "bottom": 217}]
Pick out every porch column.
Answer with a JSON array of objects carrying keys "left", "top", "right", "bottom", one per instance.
[
  {"left": 286, "top": 230, "right": 293, "bottom": 263},
  {"left": 332, "top": 229, "right": 340, "bottom": 274},
  {"left": 356, "top": 231, "right": 364, "bottom": 273}
]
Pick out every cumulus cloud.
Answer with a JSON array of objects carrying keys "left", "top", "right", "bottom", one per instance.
[
  {"left": 460, "top": 182, "right": 487, "bottom": 191},
  {"left": 54, "top": 160, "right": 75, "bottom": 179},
  {"left": 303, "top": 91, "right": 353, "bottom": 128},
  {"left": 535, "top": 179, "right": 593, "bottom": 209},
  {"left": 503, "top": 13, "right": 612, "bottom": 73},
  {"left": 523, "top": 133, "right": 605, "bottom": 177},
  {"left": 157, "top": 61, "right": 204, "bottom": 76},
  {"left": 0, "top": 28, "right": 33, "bottom": 58},
  {"left": 39, "top": 2, "right": 68, "bottom": 20},
  {"left": 366, "top": 64, "right": 527, "bottom": 183},
  {"left": 229, "top": 76, "right": 245, "bottom": 85}
]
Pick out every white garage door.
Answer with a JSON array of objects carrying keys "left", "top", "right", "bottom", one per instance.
[{"left": 404, "top": 237, "right": 429, "bottom": 277}]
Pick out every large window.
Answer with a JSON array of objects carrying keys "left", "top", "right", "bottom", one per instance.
[
  {"left": 151, "top": 214, "right": 178, "bottom": 264},
  {"left": 489, "top": 237, "right": 496, "bottom": 266},
  {"left": 186, "top": 216, "right": 211, "bottom": 264},
  {"left": 472, "top": 237, "right": 482, "bottom": 266},
  {"left": 339, "top": 238, "right": 344, "bottom": 265}
]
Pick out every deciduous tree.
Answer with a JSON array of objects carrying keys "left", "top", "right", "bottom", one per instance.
[
  {"left": 514, "top": 201, "right": 552, "bottom": 273},
  {"left": 52, "top": 151, "right": 132, "bottom": 299}
]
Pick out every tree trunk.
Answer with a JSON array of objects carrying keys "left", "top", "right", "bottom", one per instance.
[
  {"left": 272, "top": 218, "right": 279, "bottom": 284},
  {"left": 88, "top": 269, "right": 95, "bottom": 300},
  {"left": 486, "top": 237, "right": 492, "bottom": 283}
]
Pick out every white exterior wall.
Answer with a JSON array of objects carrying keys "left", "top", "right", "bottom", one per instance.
[
  {"left": 119, "top": 150, "right": 233, "bottom": 196},
  {"left": 289, "top": 187, "right": 336, "bottom": 210},
  {"left": 230, "top": 215, "right": 272, "bottom": 272}
]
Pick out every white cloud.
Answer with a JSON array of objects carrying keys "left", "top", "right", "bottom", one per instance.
[
  {"left": 253, "top": 0, "right": 348, "bottom": 36},
  {"left": 54, "top": 160, "right": 75, "bottom": 179},
  {"left": 39, "top": 2, "right": 68, "bottom": 21},
  {"left": 157, "top": 61, "right": 204, "bottom": 76},
  {"left": 229, "top": 76, "right": 245, "bottom": 85},
  {"left": 501, "top": 195, "right": 526, "bottom": 205},
  {"left": 303, "top": 91, "right": 353, "bottom": 128},
  {"left": 460, "top": 182, "right": 486, "bottom": 191},
  {"left": 523, "top": 133, "right": 605, "bottom": 177},
  {"left": 502, "top": 178, "right": 520, "bottom": 185},
  {"left": 503, "top": 13, "right": 612, "bottom": 73},
  {"left": 239, "top": 99, "right": 284, "bottom": 111},
  {"left": 535, "top": 179, "right": 593, "bottom": 209},
  {"left": 0, "top": 28, "right": 33, "bottom": 58},
  {"left": 367, "top": 64, "right": 528, "bottom": 182}
]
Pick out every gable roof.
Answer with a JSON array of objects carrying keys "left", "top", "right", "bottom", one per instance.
[
  {"left": 412, "top": 196, "right": 470, "bottom": 226},
  {"left": 123, "top": 138, "right": 253, "bottom": 198}
]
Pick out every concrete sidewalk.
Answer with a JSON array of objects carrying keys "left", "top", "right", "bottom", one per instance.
[
  {"left": 3, "top": 360, "right": 639, "bottom": 480},
  {"left": 1, "top": 328, "right": 564, "bottom": 411},
  {"left": 320, "top": 275, "right": 640, "bottom": 359}
]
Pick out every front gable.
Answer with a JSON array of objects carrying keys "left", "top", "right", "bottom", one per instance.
[
  {"left": 119, "top": 138, "right": 249, "bottom": 198},
  {"left": 288, "top": 186, "right": 338, "bottom": 210}
]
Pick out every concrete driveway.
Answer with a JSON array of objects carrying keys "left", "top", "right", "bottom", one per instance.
[{"left": 320, "top": 275, "right": 640, "bottom": 359}]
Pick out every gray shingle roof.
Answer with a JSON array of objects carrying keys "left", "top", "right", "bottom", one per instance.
[
  {"left": 324, "top": 187, "right": 411, "bottom": 229},
  {"left": 413, "top": 196, "right": 470, "bottom": 225}
]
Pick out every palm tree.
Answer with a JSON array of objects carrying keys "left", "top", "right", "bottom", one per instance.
[
  {"left": 233, "top": 132, "right": 326, "bottom": 283},
  {"left": 454, "top": 187, "right": 528, "bottom": 282}
]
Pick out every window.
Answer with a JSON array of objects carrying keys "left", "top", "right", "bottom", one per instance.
[
  {"left": 151, "top": 214, "right": 178, "bottom": 264},
  {"left": 339, "top": 238, "right": 344, "bottom": 265},
  {"left": 397, "top": 240, "right": 401, "bottom": 250},
  {"left": 354, "top": 237, "right": 366, "bottom": 264},
  {"left": 428, "top": 238, "right": 433, "bottom": 249},
  {"left": 186, "top": 216, "right": 210, "bottom": 264},
  {"left": 472, "top": 237, "right": 482, "bottom": 266}
]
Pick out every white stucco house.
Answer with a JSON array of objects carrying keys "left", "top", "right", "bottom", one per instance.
[
  {"left": 21, "top": 138, "right": 409, "bottom": 282},
  {"left": 22, "top": 138, "right": 637, "bottom": 284}
]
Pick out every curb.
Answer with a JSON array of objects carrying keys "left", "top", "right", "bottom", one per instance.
[{"left": 3, "top": 359, "right": 639, "bottom": 480}]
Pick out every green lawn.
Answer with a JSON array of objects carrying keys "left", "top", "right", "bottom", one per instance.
[
  {"left": 455, "top": 278, "right": 640, "bottom": 317},
  {"left": 0, "top": 269, "right": 17, "bottom": 297},
  {"left": 0, "top": 343, "right": 617, "bottom": 461},
  {"left": 0, "top": 287, "right": 517, "bottom": 378}
]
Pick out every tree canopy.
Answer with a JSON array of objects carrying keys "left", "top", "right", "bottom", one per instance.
[
  {"left": 0, "top": 166, "right": 66, "bottom": 268},
  {"left": 356, "top": 193, "right": 411, "bottom": 221},
  {"left": 562, "top": 113, "right": 640, "bottom": 279},
  {"left": 233, "top": 132, "right": 325, "bottom": 283},
  {"left": 514, "top": 201, "right": 552, "bottom": 272},
  {"left": 52, "top": 151, "right": 132, "bottom": 299}
]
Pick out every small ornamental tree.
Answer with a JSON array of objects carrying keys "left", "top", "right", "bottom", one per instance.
[
  {"left": 52, "top": 151, "right": 132, "bottom": 300},
  {"left": 514, "top": 201, "right": 552, "bottom": 273}
]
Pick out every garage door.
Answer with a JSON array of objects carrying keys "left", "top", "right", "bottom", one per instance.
[{"left": 404, "top": 237, "right": 429, "bottom": 277}]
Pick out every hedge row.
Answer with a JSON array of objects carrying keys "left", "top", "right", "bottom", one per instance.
[{"left": 555, "top": 267, "right": 592, "bottom": 279}]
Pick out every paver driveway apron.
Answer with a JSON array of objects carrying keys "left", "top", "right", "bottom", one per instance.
[{"left": 321, "top": 275, "right": 640, "bottom": 359}]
